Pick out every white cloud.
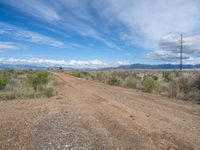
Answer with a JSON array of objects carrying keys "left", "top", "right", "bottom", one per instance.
[
  {"left": 0, "top": 57, "right": 106, "bottom": 68},
  {"left": 94, "top": 0, "right": 200, "bottom": 63},
  {"left": 116, "top": 61, "right": 131, "bottom": 65},
  {"left": 0, "top": 42, "right": 18, "bottom": 50},
  {"left": 7, "top": 58, "right": 67, "bottom": 66},
  {"left": 146, "top": 33, "right": 200, "bottom": 64},
  {"left": 185, "top": 56, "right": 200, "bottom": 64},
  {"left": 69, "top": 59, "right": 104, "bottom": 66},
  {"left": 1, "top": 0, "right": 120, "bottom": 49},
  {"left": 2, "top": 0, "right": 200, "bottom": 63},
  {"left": 17, "top": 32, "right": 63, "bottom": 47},
  {"left": 0, "top": 57, "right": 132, "bottom": 68},
  {"left": 3, "top": 0, "right": 200, "bottom": 48},
  {"left": 0, "top": 23, "right": 63, "bottom": 47},
  {"left": 2, "top": 0, "right": 60, "bottom": 22},
  {"left": 0, "top": 30, "right": 6, "bottom": 34},
  {"left": 98, "top": 0, "right": 200, "bottom": 45},
  {"left": 0, "top": 42, "right": 22, "bottom": 51}
]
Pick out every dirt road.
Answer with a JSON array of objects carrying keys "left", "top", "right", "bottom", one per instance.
[{"left": 0, "top": 73, "right": 200, "bottom": 150}]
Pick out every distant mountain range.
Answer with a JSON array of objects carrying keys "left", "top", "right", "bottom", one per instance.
[
  {"left": 0, "top": 64, "right": 66, "bottom": 70},
  {"left": 0, "top": 64, "right": 89, "bottom": 70},
  {"left": 0, "top": 64, "right": 44, "bottom": 70},
  {"left": 0, "top": 63, "right": 200, "bottom": 70},
  {"left": 0, "top": 64, "right": 94, "bottom": 70},
  {"left": 117, "top": 63, "right": 200, "bottom": 70}
]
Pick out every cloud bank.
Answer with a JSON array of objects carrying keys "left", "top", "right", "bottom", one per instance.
[
  {"left": 0, "top": 57, "right": 132, "bottom": 68},
  {"left": 0, "top": 58, "right": 105, "bottom": 68}
]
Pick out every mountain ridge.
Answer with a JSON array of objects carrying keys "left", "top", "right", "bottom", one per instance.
[
  {"left": 116, "top": 63, "right": 200, "bottom": 70},
  {"left": 0, "top": 63, "right": 200, "bottom": 70}
]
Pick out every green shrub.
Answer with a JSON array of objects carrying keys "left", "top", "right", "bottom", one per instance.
[
  {"left": 178, "top": 76, "right": 189, "bottom": 92},
  {"left": 162, "top": 71, "right": 171, "bottom": 81},
  {"left": 96, "top": 71, "right": 108, "bottom": 82},
  {"left": 43, "top": 87, "right": 54, "bottom": 98},
  {"left": 125, "top": 76, "right": 137, "bottom": 89},
  {"left": 0, "top": 70, "right": 56, "bottom": 100},
  {"left": 90, "top": 74, "right": 96, "bottom": 80},
  {"left": 196, "top": 75, "right": 200, "bottom": 89},
  {"left": 27, "top": 71, "right": 49, "bottom": 90},
  {"left": 107, "top": 76, "right": 121, "bottom": 86},
  {"left": 143, "top": 77, "right": 156, "bottom": 93},
  {"left": 0, "top": 92, "right": 17, "bottom": 100},
  {"left": 0, "top": 75, "right": 8, "bottom": 90},
  {"left": 71, "top": 70, "right": 81, "bottom": 78}
]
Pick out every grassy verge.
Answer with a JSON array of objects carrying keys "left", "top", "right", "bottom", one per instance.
[
  {"left": 0, "top": 69, "right": 57, "bottom": 101},
  {"left": 66, "top": 70, "right": 200, "bottom": 103}
]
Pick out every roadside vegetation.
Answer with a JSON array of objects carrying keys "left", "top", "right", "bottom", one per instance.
[
  {"left": 0, "top": 69, "right": 57, "bottom": 100},
  {"left": 67, "top": 70, "right": 200, "bottom": 103}
]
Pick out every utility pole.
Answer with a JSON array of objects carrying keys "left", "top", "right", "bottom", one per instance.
[{"left": 180, "top": 34, "right": 183, "bottom": 71}]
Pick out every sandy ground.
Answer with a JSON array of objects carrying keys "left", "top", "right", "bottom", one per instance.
[{"left": 0, "top": 72, "right": 200, "bottom": 150}]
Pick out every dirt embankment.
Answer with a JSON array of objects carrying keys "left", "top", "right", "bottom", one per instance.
[{"left": 0, "top": 72, "right": 200, "bottom": 150}]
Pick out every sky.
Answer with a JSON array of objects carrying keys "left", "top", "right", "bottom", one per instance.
[{"left": 0, "top": 0, "right": 200, "bottom": 68}]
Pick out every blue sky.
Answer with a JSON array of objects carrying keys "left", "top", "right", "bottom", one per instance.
[{"left": 0, "top": 0, "right": 200, "bottom": 68}]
